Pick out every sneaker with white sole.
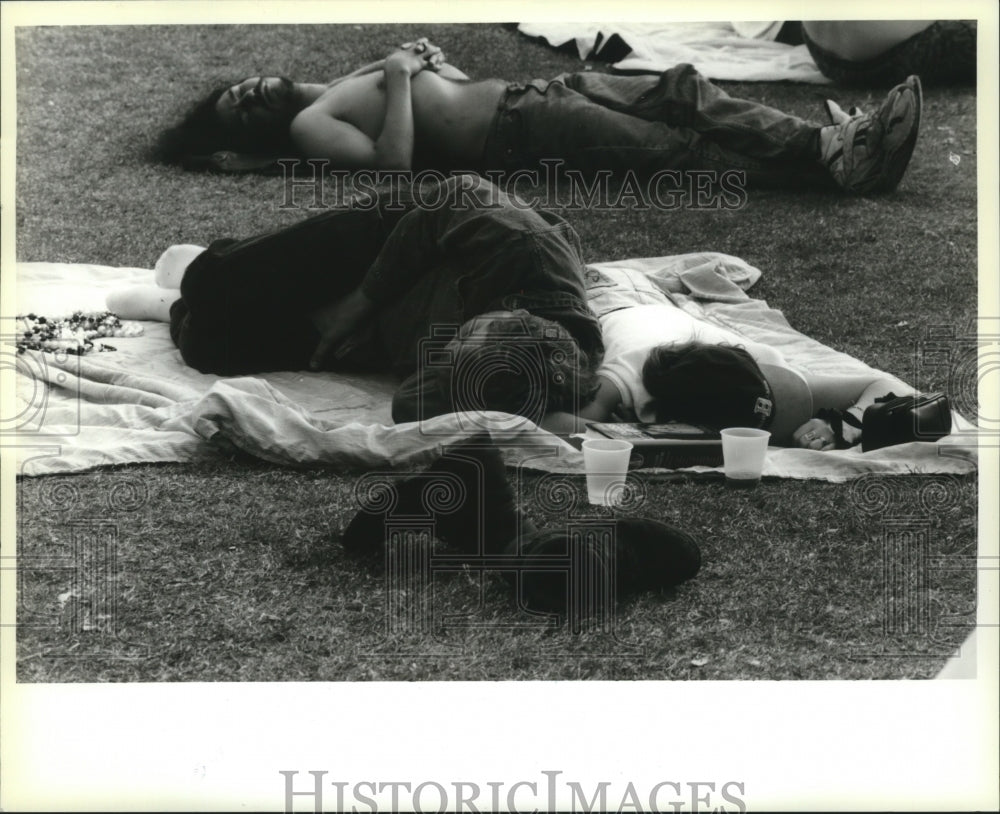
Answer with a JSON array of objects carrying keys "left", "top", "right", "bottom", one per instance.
[{"left": 822, "top": 75, "right": 922, "bottom": 195}]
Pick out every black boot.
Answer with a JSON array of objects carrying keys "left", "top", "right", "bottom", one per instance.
[
  {"left": 341, "top": 434, "right": 530, "bottom": 559},
  {"left": 509, "top": 517, "right": 702, "bottom": 614}
]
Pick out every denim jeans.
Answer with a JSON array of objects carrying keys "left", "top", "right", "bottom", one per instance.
[
  {"left": 482, "top": 64, "right": 831, "bottom": 188},
  {"left": 169, "top": 176, "right": 602, "bottom": 422},
  {"left": 362, "top": 176, "right": 603, "bottom": 421}
]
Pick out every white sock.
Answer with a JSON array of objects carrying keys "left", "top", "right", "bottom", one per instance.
[{"left": 154, "top": 244, "right": 206, "bottom": 288}]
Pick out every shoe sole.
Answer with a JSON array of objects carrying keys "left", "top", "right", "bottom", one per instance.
[{"left": 862, "top": 76, "right": 923, "bottom": 194}]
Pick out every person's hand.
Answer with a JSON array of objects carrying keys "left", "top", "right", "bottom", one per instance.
[
  {"left": 385, "top": 46, "right": 428, "bottom": 77},
  {"left": 425, "top": 48, "right": 446, "bottom": 71},
  {"left": 386, "top": 38, "right": 443, "bottom": 76},
  {"left": 792, "top": 418, "right": 837, "bottom": 451},
  {"left": 308, "top": 288, "right": 374, "bottom": 371},
  {"left": 398, "top": 37, "right": 446, "bottom": 71}
]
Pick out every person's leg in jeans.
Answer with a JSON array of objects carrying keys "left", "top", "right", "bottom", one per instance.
[
  {"left": 561, "top": 67, "right": 820, "bottom": 161},
  {"left": 486, "top": 65, "right": 922, "bottom": 193},
  {"left": 489, "top": 75, "right": 828, "bottom": 188}
]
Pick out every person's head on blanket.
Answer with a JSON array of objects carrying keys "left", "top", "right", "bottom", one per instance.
[
  {"left": 642, "top": 342, "right": 813, "bottom": 444},
  {"left": 436, "top": 310, "right": 600, "bottom": 423}
]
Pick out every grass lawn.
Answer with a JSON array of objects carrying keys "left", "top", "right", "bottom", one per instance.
[{"left": 11, "top": 23, "right": 980, "bottom": 682}]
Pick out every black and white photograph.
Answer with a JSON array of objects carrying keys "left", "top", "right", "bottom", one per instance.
[{"left": 2, "top": 1, "right": 997, "bottom": 811}]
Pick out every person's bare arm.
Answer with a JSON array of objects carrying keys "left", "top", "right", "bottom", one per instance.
[
  {"left": 327, "top": 36, "right": 464, "bottom": 86},
  {"left": 354, "top": 51, "right": 465, "bottom": 81},
  {"left": 539, "top": 376, "right": 623, "bottom": 435},
  {"left": 290, "top": 48, "right": 420, "bottom": 170},
  {"left": 806, "top": 372, "right": 914, "bottom": 414},
  {"left": 793, "top": 372, "right": 915, "bottom": 450},
  {"left": 323, "top": 59, "right": 387, "bottom": 90},
  {"left": 308, "top": 287, "right": 376, "bottom": 369},
  {"left": 435, "top": 63, "right": 469, "bottom": 80}
]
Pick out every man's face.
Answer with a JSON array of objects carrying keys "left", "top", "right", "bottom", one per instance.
[{"left": 214, "top": 76, "right": 295, "bottom": 145}]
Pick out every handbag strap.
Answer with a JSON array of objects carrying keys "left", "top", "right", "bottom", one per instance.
[{"left": 815, "top": 408, "right": 859, "bottom": 450}]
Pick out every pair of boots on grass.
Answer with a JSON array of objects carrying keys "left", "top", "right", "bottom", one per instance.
[{"left": 340, "top": 435, "right": 702, "bottom": 615}]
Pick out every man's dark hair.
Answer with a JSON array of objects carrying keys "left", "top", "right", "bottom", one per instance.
[
  {"left": 155, "top": 86, "right": 229, "bottom": 166},
  {"left": 155, "top": 80, "right": 296, "bottom": 170},
  {"left": 441, "top": 314, "right": 600, "bottom": 422},
  {"left": 641, "top": 341, "right": 767, "bottom": 429}
]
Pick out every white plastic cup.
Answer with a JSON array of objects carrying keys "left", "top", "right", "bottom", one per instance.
[
  {"left": 720, "top": 428, "right": 771, "bottom": 488},
  {"left": 582, "top": 438, "right": 633, "bottom": 505}
]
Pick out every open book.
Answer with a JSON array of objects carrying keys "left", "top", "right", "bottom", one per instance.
[{"left": 587, "top": 422, "right": 723, "bottom": 469}]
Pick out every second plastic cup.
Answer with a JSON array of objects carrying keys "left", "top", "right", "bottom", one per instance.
[
  {"left": 720, "top": 428, "right": 771, "bottom": 488},
  {"left": 582, "top": 438, "right": 633, "bottom": 505}
]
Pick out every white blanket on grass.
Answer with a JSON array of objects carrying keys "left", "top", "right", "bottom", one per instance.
[
  {"left": 517, "top": 21, "right": 831, "bottom": 84},
  {"left": 9, "top": 256, "right": 977, "bottom": 480}
]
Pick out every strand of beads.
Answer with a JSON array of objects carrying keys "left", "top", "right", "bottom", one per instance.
[{"left": 15, "top": 311, "right": 143, "bottom": 355}]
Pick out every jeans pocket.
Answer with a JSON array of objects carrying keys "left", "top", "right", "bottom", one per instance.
[{"left": 584, "top": 267, "right": 616, "bottom": 289}]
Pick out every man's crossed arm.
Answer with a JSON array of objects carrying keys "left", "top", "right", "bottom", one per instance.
[{"left": 289, "top": 39, "right": 464, "bottom": 171}]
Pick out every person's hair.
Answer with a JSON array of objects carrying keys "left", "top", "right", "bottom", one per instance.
[
  {"left": 442, "top": 314, "right": 600, "bottom": 422},
  {"left": 641, "top": 341, "right": 767, "bottom": 429},
  {"left": 154, "top": 80, "right": 296, "bottom": 169}
]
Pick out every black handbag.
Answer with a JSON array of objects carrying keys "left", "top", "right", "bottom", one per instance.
[{"left": 832, "top": 392, "right": 953, "bottom": 452}]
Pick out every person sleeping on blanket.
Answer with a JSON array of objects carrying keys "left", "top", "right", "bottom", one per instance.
[
  {"left": 539, "top": 281, "right": 943, "bottom": 452},
  {"left": 109, "top": 174, "right": 604, "bottom": 428},
  {"left": 110, "top": 176, "right": 944, "bottom": 452}
]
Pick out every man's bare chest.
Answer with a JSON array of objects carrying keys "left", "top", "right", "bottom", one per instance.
[{"left": 315, "top": 73, "right": 387, "bottom": 132}]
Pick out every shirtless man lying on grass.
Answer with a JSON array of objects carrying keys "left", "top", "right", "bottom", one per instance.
[{"left": 159, "top": 37, "right": 923, "bottom": 195}]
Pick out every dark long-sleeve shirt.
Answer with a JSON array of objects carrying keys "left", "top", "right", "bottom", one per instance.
[{"left": 170, "top": 174, "right": 602, "bottom": 422}]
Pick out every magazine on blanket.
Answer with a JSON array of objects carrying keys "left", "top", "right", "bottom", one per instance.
[{"left": 587, "top": 422, "right": 723, "bottom": 469}]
